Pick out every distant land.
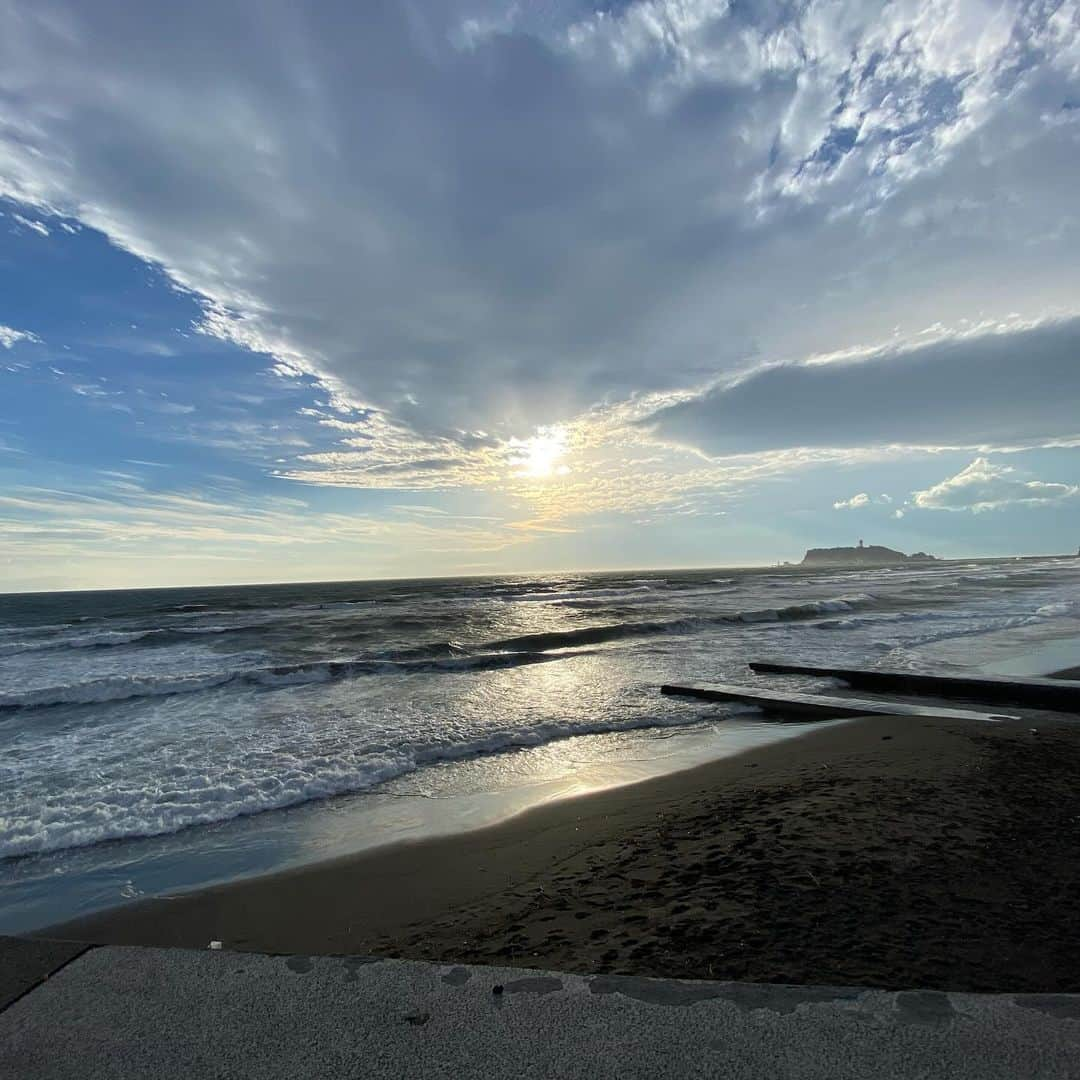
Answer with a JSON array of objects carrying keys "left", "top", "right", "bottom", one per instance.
[{"left": 801, "top": 542, "right": 938, "bottom": 567}]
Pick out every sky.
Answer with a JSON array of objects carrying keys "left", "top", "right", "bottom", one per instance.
[{"left": 1, "top": 0, "right": 1079, "bottom": 591}]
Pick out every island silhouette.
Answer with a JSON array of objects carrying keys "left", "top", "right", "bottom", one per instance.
[{"left": 801, "top": 539, "right": 938, "bottom": 567}]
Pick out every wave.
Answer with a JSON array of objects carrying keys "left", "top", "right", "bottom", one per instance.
[
  {"left": 0, "top": 622, "right": 270, "bottom": 656},
  {"left": 813, "top": 610, "right": 946, "bottom": 631},
  {"left": 0, "top": 592, "right": 885, "bottom": 710},
  {"left": 1034, "top": 600, "right": 1080, "bottom": 619},
  {"left": 474, "top": 593, "right": 879, "bottom": 653},
  {"left": 870, "top": 609, "right": 1062, "bottom": 652},
  {"left": 0, "top": 622, "right": 74, "bottom": 637},
  {"left": 0, "top": 704, "right": 741, "bottom": 860},
  {"left": 0, "top": 632, "right": 141, "bottom": 657},
  {"left": 0, "top": 649, "right": 591, "bottom": 712},
  {"left": 508, "top": 584, "right": 654, "bottom": 604},
  {"left": 843, "top": 595, "right": 1078, "bottom": 651},
  {"left": 477, "top": 619, "right": 683, "bottom": 652},
  {"left": 730, "top": 594, "right": 875, "bottom": 623}
]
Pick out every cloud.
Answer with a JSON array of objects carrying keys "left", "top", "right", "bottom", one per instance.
[
  {"left": 643, "top": 318, "right": 1080, "bottom": 456},
  {"left": 0, "top": 324, "right": 41, "bottom": 349},
  {"left": 0, "top": 0, "right": 1077, "bottom": 481},
  {"left": 833, "top": 492, "right": 895, "bottom": 509},
  {"left": 834, "top": 491, "right": 897, "bottom": 510},
  {"left": 11, "top": 211, "right": 49, "bottom": 236},
  {"left": 0, "top": 480, "right": 530, "bottom": 574},
  {"left": 911, "top": 457, "right": 1079, "bottom": 512}
]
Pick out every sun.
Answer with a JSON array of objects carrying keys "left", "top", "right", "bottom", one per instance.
[{"left": 513, "top": 426, "right": 569, "bottom": 478}]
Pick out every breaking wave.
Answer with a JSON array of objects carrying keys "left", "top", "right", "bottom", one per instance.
[
  {"left": 476, "top": 593, "right": 879, "bottom": 652},
  {"left": 0, "top": 593, "right": 882, "bottom": 712},
  {"left": 5, "top": 558, "right": 1080, "bottom": 870},
  {"left": 0, "top": 623, "right": 269, "bottom": 657},
  {"left": 0, "top": 649, "right": 591, "bottom": 712},
  {"left": 1, "top": 705, "right": 738, "bottom": 859}
]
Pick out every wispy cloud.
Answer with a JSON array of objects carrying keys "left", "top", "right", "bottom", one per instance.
[
  {"left": 0, "top": 324, "right": 41, "bottom": 349},
  {"left": 11, "top": 212, "right": 49, "bottom": 236},
  {"left": 0, "top": 478, "right": 534, "bottom": 589}
]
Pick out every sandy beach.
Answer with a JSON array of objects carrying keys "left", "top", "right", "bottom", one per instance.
[{"left": 50, "top": 709, "right": 1080, "bottom": 993}]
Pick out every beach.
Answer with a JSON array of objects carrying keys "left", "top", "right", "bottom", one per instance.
[
  {"left": 9, "top": 560, "right": 1080, "bottom": 994},
  {"left": 6, "top": 558, "right": 1080, "bottom": 935},
  {"left": 51, "top": 709, "right": 1080, "bottom": 994}
]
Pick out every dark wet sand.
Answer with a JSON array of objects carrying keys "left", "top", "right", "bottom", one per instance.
[{"left": 50, "top": 713, "right": 1080, "bottom": 992}]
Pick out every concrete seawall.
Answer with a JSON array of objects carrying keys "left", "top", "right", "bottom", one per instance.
[{"left": 2, "top": 936, "right": 1078, "bottom": 1078}]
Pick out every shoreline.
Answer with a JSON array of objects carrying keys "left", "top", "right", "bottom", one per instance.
[
  {"left": 2, "top": 716, "right": 840, "bottom": 935},
  {"left": 48, "top": 717, "right": 854, "bottom": 945},
  {"left": 48, "top": 710, "right": 1080, "bottom": 992}
]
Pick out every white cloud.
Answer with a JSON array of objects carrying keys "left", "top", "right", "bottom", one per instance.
[
  {"left": 0, "top": 480, "right": 530, "bottom": 581},
  {"left": 833, "top": 491, "right": 896, "bottom": 509},
  {"left": 11, "top": 211, "right": 49, "bottom": 236},
  {"left": 911, "top": 457, "right": 1079, "bottom": 512},
  {"left": 833, "top": 492, "right": 871, "bottom": 509},
  {"left": 0, "top": 324, "right": 41, "bottom": 349}
]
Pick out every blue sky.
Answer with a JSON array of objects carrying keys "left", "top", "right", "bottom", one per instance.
[{"left": 1, "top": 0, "right": 1079, "bottom": 591}]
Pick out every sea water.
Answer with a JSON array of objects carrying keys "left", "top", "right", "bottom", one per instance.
[{"left": 2, "top": 558, "right": 1079, "bottom": 930}]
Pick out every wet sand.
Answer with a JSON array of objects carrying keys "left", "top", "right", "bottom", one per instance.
[{"left": 49, "top": 711, "right": 1080, "bottom": 992}]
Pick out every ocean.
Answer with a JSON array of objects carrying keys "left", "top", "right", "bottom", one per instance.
[{"left": 2, "top": 557, "right": 1079, "bottom": 931}]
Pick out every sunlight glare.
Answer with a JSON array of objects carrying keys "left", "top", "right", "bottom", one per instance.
[{"left": 514, "top": 426, "right": 569, "bottom": 478}]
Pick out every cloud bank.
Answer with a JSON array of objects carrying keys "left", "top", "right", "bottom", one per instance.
[{"left": 644, "top": 318, "right": 1080, "bottom": 456}]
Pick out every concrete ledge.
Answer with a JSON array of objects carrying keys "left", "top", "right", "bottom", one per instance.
[
  {"left": 0, "top": 935, "right": 88, "bottom": 1012},
  {"left": 2, "top": 941, "right": 1079, "bottom": 1078}
]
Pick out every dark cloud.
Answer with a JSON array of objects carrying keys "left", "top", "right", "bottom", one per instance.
[{"left": 642, "top": 318, "right": 1080, "bottom": 455}]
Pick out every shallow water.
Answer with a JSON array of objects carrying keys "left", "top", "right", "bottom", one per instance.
[{"left": 2, "top": 557, "right": 1079, "bottom": 930}]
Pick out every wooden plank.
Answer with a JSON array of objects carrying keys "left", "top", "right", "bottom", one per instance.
[
  {"left": 747, "top": 661, "right": 1080, "bottom": 712},
  {"left": 659, "top": 682, "right": 1020, "bottom": 722}
]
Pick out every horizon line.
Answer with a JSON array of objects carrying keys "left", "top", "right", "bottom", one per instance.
[{"left": 1, "top": 551, "right": 1074, "bottom": 598}]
